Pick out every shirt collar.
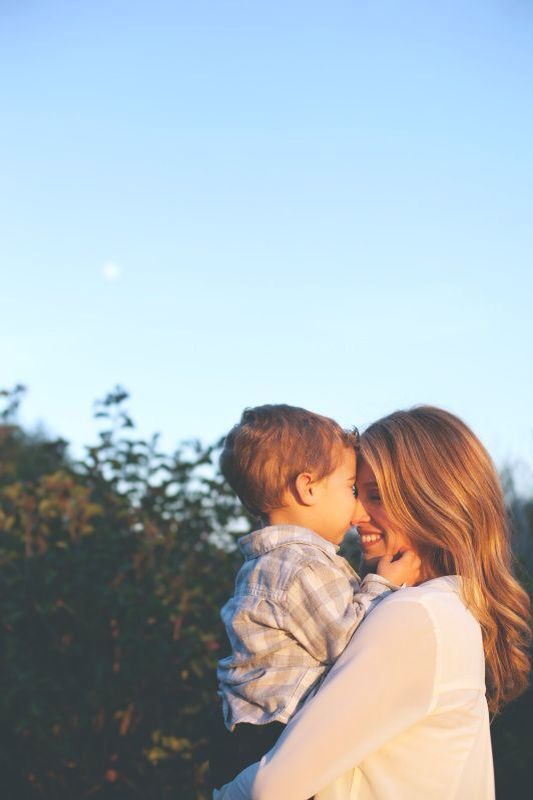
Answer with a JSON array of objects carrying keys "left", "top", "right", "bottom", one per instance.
[{"left": 238, "top": 524, "right": 338, "bottom": 559}]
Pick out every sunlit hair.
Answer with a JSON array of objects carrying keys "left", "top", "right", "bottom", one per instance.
[
  {"left": 220, "top": 404, "right": 357, "bottom": 518},
  {"left": 360, "top": 406, "right": 530, "bottom": 714}
]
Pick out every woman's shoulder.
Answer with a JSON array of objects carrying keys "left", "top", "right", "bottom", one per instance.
[
  {"left": 326, "top": 574, "right": 485, "bottom": 702},
  {"left": 382, "top": 575, "right": 475, "bottom": 624},
  {"left": 373, "top": 576, "right": 485, "bottom": 672},
  {"left": 399, "top": 575, "right": 463, "bottom": 607}
]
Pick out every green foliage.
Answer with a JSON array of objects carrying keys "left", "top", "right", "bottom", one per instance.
[
  {"left": 0, "top": 386, "right": 250, "bottom": 799},
  {"left": 0, "top": 386, "right": 531, "bottom": 798}
]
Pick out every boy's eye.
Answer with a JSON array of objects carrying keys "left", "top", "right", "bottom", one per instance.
[{"left": 352, "top": 484, "right": 358, "bottom": 498}]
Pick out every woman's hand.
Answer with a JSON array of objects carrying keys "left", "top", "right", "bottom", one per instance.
[{"left": 376, "top": 549, "right": 421, "bottom": 586}]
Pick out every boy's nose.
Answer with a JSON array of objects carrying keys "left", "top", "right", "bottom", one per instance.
[{"left": 351, "top": 499, "right": 370, "bottom": 527}]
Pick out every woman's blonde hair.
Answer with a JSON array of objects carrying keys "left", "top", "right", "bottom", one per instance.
[{"left": 360, "top": 405, "right": 530, "bottom": 714}]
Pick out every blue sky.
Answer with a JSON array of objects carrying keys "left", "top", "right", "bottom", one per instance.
[{"left": 1, "top": 0, "right": 532, "bottom": 490}]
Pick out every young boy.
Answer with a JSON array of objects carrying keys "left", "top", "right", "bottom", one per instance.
[{"left": 210, "top": 404, "right": 418, "bottom": 789}]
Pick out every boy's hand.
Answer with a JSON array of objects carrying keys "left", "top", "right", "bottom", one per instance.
[{"left": 376, "top": 549, "right": 421, "bottom": 587}]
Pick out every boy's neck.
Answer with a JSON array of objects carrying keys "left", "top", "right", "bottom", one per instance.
[
  {"left": 267, "top": 507, "right": 319, "bottom": 536},
  {"left": 266, "top": 509, "right": 343, "bottom": 546}
]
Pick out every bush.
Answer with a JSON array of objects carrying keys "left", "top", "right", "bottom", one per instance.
[{"left": 0, "top": 387, "right": 248, "bottom": 799}]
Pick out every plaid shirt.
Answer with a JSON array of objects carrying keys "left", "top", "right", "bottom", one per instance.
[{"left": 217, "top": 525, "right": 396, "bottom": 729}]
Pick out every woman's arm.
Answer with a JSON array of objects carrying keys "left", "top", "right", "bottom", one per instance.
[{"left": 219, "top": 595, "right": 438, "bottom": 800}]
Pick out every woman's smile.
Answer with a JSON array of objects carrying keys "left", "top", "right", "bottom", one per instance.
[
  {"left": 357, "top": 527, "right": 385, "bottom": 549},
  {"left": 358, "top": 532, "right": 383, "bottom": 544}
]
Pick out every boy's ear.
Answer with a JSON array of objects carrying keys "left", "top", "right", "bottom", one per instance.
[{"left": 293, "top": 471, "right": 318, "bottom": 506}]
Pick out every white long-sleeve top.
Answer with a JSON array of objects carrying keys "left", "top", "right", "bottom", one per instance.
[{"left": 216, "top": 576, "right": 494, "bottom": 800}]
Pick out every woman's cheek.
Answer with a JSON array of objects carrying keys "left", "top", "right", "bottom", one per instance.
[
  {"left": 385, "top": 529, "right": 412, "bottom": 555},
  {"left": 385, "top": 531, "right": 402, "bottom": 554}
]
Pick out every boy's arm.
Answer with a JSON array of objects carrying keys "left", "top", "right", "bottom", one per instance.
[{"left": 283, "top": 561, "right": 397, "bottom": 663}]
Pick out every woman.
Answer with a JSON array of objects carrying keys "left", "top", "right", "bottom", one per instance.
[{"left": 217, "top": 406, "right": 530, "bottom": 799}]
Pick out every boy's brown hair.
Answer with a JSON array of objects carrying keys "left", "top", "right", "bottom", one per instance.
[{"left": 220, "top": 404, "right": 357, "bottom": 518}]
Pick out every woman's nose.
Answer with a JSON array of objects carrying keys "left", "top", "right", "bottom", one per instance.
[{"left": 351, "top": 499, "right": 370, "bottom": 526}]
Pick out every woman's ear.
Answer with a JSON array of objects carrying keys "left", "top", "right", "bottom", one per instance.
[{"left": 293, "top": 472, "right": 317, "bottom": 506}]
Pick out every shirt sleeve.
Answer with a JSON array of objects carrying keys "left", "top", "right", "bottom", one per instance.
[
  {"left": 283, "top": 562, "right": 394, "bottom": 663},
  {"left": 220, "top": 596, "right": 438, "bottom": 800}
]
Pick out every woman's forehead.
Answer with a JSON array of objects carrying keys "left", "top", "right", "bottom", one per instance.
[{"left": 355, "top": 457, "right": 374, "bottom": 478}]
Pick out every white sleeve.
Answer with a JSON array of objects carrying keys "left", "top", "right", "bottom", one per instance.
[{"left": 219, "top": 596, "right": 438, "bottom": 800}]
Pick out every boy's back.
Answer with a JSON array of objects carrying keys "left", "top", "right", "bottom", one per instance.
[{"left": 218, "top": 524, "right": 393, "bottom": 729}]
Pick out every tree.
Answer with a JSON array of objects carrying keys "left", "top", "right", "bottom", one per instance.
[{"left": 0, "top": 386, "right": 249, "bottom": 799}]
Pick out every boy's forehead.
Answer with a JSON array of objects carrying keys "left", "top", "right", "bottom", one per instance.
[{"left": 339, "top": 445, "right": 356, "bottom": 471}]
